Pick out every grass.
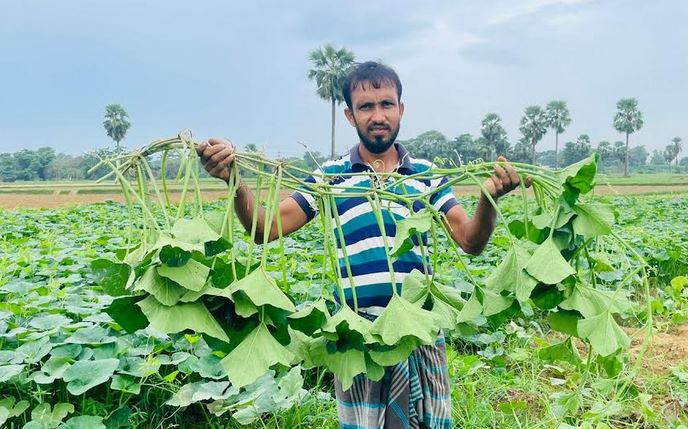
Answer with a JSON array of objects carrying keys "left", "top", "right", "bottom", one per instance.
[
  {"left": 2, "top": 174, "right": 687, "bottom": 196},
  {"left": 598, "top": 173, "right": 688, "bottom": 186}
]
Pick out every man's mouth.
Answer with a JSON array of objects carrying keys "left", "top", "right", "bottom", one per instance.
[{"left": 369, "top": 126, "right": 389, "bottom": 135}]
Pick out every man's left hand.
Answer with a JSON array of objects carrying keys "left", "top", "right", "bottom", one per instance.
[{"left": 484, "top": 156, "right": 532, "bottom": 199}]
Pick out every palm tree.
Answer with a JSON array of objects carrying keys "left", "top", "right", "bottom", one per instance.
[
  {"left": 308, "top": 44, "right": 355, "bottom": 158},
  {"left": 480, "top": 113, "right": 508, "bottom": 160},
  {"left": 519, "top": 105, "right": 547, "bottom": 164},
  {"left": 671, "top": 137, "right": 683, "bottom": 167},
  {"left": 103, "top": 104, "right": 131, "bottom": 153},
  {"left": 544, "top": 100, "right": 571, "bottom": 168},
  {"left": 613, "top": 98, "right": 643, "bottom": 176}
]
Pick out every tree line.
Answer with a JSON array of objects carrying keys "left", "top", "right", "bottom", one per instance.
[
  {"left": 1, "top": 45, "right": 684, "bottom": 182},
  {"left": 397, "top": 104, "right": 685, "bottom": 173},
  {"left": 306, "top": 45, "right": 683, "bottom": 176}
]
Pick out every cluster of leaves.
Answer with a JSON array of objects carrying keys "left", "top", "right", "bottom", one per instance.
[
  {"left": 483, "top": 155, "right": 635, "bottom": 358},
  {"left": 0, "top": 203, "right": 326, "bottom": 428},
  {"left": 3, "top": 141, "right": 673, "bottom": 427}
]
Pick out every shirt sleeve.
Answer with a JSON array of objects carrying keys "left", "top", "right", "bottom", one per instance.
[
  {"left": 428, "top": 175, "right": 458, "bottom": 215},
  {"left": 290, "top": 171, "right": 321, "bottom": 222}
]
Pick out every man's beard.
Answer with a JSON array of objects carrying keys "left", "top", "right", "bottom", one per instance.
[{"left": 356, "top": 123, "right": 400, "bottom": 154}]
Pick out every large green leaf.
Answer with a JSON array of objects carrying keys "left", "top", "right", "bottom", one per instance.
[
  {"left": 0, "top": 397, "right": 29, "bottom": 425},
  {"left": 485, "top": 242, "right": 538, "bottom": 302},
  {"left": 232, "top": 292, "right": 259, "bottom": 318},
  {"left": 286, "top": 328, "right": 317, "bottom": 368},
  {"left": 166, "top": 381, "right": 237, "bottom": 407},
  {"left": 364, "top": 353, "right": 385, "bottom": 382},
  {"left": 105, "top": 296, "right": 149, "bottom": 333},
  {"left": 557, "top": 153, "right": 598, "bottom": 203},
  {"left": 29, "top": 314, "right": 72, "bottom": 331},
  {"left": 110, "top": 374, "right": 141, "bottom": 395},
  {"left": 134, "top": 266, "right": 188, "bottom": 306},
  {"left": 151, "top": 234, "right": 204, "bottom": 254},
  {"left": 571, "top": 203, "right": 615, "bottom": 238},
  {"left": 226, "top": 267, "right": 295, "bottom": 312},
  {"left": 220, "top": 323, "right": 294, "bottom": 388},
  {"left": 158, "top": 245, "right": 192, "bottom": 267},
  {"left": 577, "top": 312, "right": 630, "bottom": 356},
  {"left": 288, "top": 299, "right": 330, "bottom": 335},
  {"left": 538, "top": 338, "right": 582, "bottom": 366},
  {"left": 389, "top": 210, "right": 433, "bottom": 257},
  {"left": 370, "top": 295, "right": 440, "bottom": 346},
  {"left": 531, "top": 208, "right": 575, "bottom": 231},
  {"left": 90, "top": 259, "right": 134, "bottom": 297},
  {"left": 64, "top": 326, "right": 115, "bottom": 345},
  {"left": 0, "top": 364, "right": 24, "bottom": 382},
  {"left": 321, "top": 305, "right": 373, "bottom": 345},
  {"left": 430, "top": 282, "right": 465, "bottom": 310},
  {"left": 429, "top": 297, "right": 461, "bottom": 330},
  {"left": 559, "top": 283, "right": 631, "bottom": 318},
  {"left": 137, "top": 296, "right": 229, "bottom": 343},
  {"left": 30, "top": 402, "right": 74, "bottom": 428},
  {"left": 525, "top": 238, "right": 575, "bottom": 285},
  {"left": 57, "top": 416, "right": 106, "bottom": 429},
  {"left": 31, "top": 356, "right": 71, "bottom": 384},
  {"left": 479, "top": 288, "right": 514, "bottom": 317},
  {"left": 456, "top": 293, "right": 482, "bottom": 323},
  {"left": 548, "top": 310, "right": 580, "bottom": 337},
  {"left": 400, "top": 270, "right": 429, "bottom": 304},
  {"left": 62, "top": 359, "right": 119, "bottom": 395},
  {"left": 309, "top": 337, "right": 366, "bottom": 391},
  {"left": 171, "top": 217, "right": 220, "bottom": 245},
  {"left": 157, "top": 259, "right": 210, "bottom": 292},
  {"left": 16, "top": 336, "right": 53, "bottom": 363},
  {"left": 369, "top": 337, "right": 418, "bottom": 367}
]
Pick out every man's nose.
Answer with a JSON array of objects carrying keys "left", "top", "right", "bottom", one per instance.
[{"left": 370, "top": 105, "right": 385, "bottom": 122}]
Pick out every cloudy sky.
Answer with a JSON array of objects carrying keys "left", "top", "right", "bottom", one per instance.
[{"left": 1, "top": 0, "right": 685, "bottom": 157}]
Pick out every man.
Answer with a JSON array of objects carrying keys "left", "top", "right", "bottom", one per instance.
[{"left": 197, "top": 61, "right": 525, "bottom": 429}]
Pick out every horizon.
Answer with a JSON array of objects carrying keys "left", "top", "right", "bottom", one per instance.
[{"left": 1, "top": 1, "right": 685, "bottom": 157}]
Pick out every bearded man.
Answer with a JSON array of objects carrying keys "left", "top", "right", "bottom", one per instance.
[{"left": 198, "top": 61, "right": 525, "bottom": 429}]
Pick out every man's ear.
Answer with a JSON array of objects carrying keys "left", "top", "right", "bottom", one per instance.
[
  {"left": 344, "top": 108, "right": 356, "bottom": 127},
  {"left": 399, "top": 101, "right": 405, "bottom": 119}
]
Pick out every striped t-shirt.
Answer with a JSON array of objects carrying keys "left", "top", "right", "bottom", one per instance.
[{"left": 291, "top": 143, "right": 458, "bottom": 314}]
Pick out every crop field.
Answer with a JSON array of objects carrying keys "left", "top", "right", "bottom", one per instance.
[
  {"left": 1, "top": 147, "right": 688, "bottom": 429},
  {"left": 2, "top": 176, "right": 688, "bottom": 210}
]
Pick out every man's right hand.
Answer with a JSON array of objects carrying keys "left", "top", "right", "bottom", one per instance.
[{"left": 196, "top": 137, "right": 236, "bottom": 183}]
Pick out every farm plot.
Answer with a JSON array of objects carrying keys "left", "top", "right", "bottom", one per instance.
[{"left": 1, "top": 151, "right": 688, "bottom": 428}]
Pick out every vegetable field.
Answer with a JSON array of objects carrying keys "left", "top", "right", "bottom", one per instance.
[{"left": 1, "top": 139, "right": 688, "bottom": 429}]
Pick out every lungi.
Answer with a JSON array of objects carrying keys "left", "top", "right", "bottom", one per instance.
[{"left": 335, "top": 335, "right": 453, "bottom": 429}]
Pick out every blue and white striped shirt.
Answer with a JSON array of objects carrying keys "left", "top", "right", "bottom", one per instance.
[{"left": 291, "top": 143, "right": 458, "bottom": 314}]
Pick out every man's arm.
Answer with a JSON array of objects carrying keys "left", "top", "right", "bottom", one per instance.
[
  {"left": 197, "top": 138, "right": 308, "bottom": 244},
  {"left": 443, "top": 156, "right": 526, "bottom": 255},
  {"left": 233, "top": 184, "right": 308, "bottom": 244}
]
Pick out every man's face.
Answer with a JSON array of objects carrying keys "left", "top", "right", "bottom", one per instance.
[{"left": 345, "top": 81, "right": 404, "bottom": 154}]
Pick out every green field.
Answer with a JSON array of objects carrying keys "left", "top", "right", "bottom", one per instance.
[
  {"left": 2, "top": 154, "right": 688, "bottom": 429},
  {"left": 2, "top": 173, "right": 688, "bottom": 196},
  {"left": 1, "top": 193, "right": 687, "bottom": 428}
]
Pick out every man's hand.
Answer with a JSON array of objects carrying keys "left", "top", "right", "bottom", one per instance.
[
  {"left": 483, "top": 155, "right": 532, "bottom": 199},
  {"left": 196, "top": 137, "right": 236, "bottom": 183}
]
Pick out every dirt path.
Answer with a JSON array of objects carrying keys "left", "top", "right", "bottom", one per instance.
[{"left": 1, "top": 185, "right": 687, "bottom": 209}]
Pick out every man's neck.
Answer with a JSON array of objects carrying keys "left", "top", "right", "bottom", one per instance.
[{"left": 357, "top": 143, "right": 399, "bottom": 173}]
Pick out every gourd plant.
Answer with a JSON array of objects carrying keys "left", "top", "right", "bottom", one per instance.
[{"left": 95, "top": 130, "right": 651, "bottom": 399}]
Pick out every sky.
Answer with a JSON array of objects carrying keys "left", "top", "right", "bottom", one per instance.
[{"left": 1, "top": 0, "right": 686, "bottom": 158}]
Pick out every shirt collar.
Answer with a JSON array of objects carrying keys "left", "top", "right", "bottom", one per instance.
[{"left": 348, "top": 142, "right": 414, "bottom": 173}]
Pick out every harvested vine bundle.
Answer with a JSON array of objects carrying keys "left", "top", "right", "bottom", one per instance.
[{"left": 98, "top": 130, "right": 651, "bottom": 396}]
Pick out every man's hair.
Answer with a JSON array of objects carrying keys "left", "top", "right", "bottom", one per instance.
[{"left": 342, "top": 61, "right": 402, "bottom": 109}]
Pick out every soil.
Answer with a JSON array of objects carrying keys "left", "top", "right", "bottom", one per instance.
[
  {"left": 2, "top": 185, "right": 687, "bottom": 210},
  {"left": 629, "top": 324, "right": 688, "bottom": 374}
]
